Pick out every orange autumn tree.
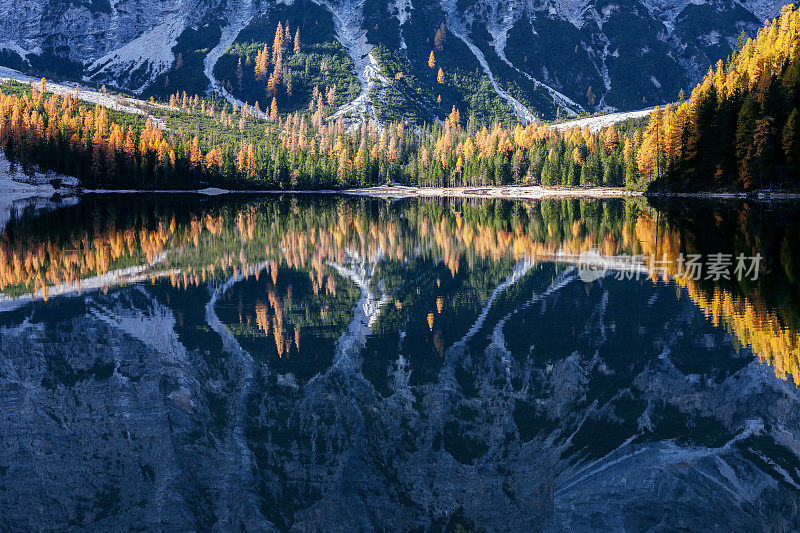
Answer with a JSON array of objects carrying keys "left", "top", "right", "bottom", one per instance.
[{"left": 644, "top": 4, "right": 800, "bottom": 190}]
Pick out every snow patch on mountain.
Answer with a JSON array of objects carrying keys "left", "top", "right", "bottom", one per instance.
[
  {"left": 394, "top": 0, "right": 413, "bottom": 48},
  {"left": 555, "top": 0, "right": 590, "bottom": 28},
  {"left": 599, "top": 41, "right": 613, "bottom": 92},
  {"left": 0, "top": 41, "right": 34, "bottom": 62},
  {"left": 86, "top": 15, "right": 187, "bottom": 93},
  {"left": 331, "top": 50, "right": 390, "bottom": 124},
  {"left": 486, "top": 11, "right": 582, "bottom": 115},
  {"left": 203, "top": 0, "right": 266, "bottom": 116},
  {"left": 395, "top": 0, "right": 413, "bottom": 26},
  {"left": 312, "top": 0, "right": 390, "bottom": 124},
  {"left": 700, "top": 29, "right": 722, "bottom": 45},
  {"left": 640, "top": 0, "right": 695, "bottom": 27},
  {"left": 440, "top": 0, "right": 538, "bottom": 123},
  {"left": 552, "top": 106, "right": 655, "bottom": 132}
]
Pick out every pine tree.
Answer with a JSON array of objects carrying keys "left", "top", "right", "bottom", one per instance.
[
  {"left": 273, "top": 23, "right": 284, "bottom": 63},
  {"left": 603, "top": 126, "right": 619, "bottom": 154},
  {"left": 783, "top": 107, "right": 800, "bottom": 177},
  {"left": 255, "top": 45, "right": 269, "bottom": 81},
  {"left": 637, "top": 106, "right": 663, "bottom": 182},
  {"left": 736, "top": 95, "right": 758, "bottom": 187},
  {"left": 434, "top": 23, "right": 447, "bottom": 51},
  {"left": 270, "top": 97, "right": 278, "bottom": 121}
]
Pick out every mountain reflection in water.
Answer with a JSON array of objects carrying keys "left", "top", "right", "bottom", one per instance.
[{"left": 1, "top": 194, "right": 799, "bottom": 530}]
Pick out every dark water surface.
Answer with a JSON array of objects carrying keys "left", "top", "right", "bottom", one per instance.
[{"left": 1, "top": 194, "right": 800, "bottom": 530}]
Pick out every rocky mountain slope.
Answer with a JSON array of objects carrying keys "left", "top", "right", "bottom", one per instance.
[
  {"left": 1, "top": 193, "right": 800, "bottom": 529},
  {"left": 2, "top": 258, "right": 799, "bottom": 530},
  {"left": 0, "top": 0, "right": 781, "bottom": 123}
]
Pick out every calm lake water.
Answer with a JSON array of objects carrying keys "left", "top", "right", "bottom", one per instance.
[{"left": 1, "top": 193, "right": 800, "bottom": 530}]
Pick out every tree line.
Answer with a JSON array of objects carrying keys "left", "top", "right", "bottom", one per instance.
[
  {"left": 5, "top": 7, "right": 800, "bottom": 191},
  {"left": 0, "top": 77, "right": 657, "bottom": 190},
  {"left": 640, "top": 4, "right": 800, "bottom": 190}
]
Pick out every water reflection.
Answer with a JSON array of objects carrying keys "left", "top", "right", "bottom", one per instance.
[
  {"left": 1, "top": 194, "right": 799, "bottom": 529},
  {"left": 2, "top": 195, "right": 798, "bottom": 385}
]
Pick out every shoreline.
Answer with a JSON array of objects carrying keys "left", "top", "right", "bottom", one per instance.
[
  {"left": 338, "top": 185, "right": 644, "bottom": 200},
  {"left": 72, "top": 184, "right": 800, "bottom": 201}
]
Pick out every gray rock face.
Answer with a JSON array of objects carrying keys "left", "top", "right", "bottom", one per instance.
[
  {"left": 0, "top": 0, "right": 783, "bottom": 114},
  {"left": 1, "top": 262, "right": 798, "bottom": 530},
  {"left": 0, "top": 1, "right": 215, "bottom": 85},
  {"left": 0, "top": 287, "right": 270, "bottom": 529}
]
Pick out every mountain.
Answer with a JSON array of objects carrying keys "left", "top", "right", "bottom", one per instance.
[
  {"left": 2, "top": 195, "right": 800, "bottom": 529},
  {"left": 631, "top": 3, "right": 800, "bottom": 191},
  {"left": 0, "top": 0, "right": 784, "bottom": 124}
]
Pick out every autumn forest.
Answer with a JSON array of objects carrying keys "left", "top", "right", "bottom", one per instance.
[{"left": 4, "top": 7, "right": 800, "bottom": 191}]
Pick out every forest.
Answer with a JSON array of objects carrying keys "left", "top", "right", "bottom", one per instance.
[
  {"left": 2, "top": 5, "right": 800, "bottom": 191},
  {"left": 640, "top": 4, "right": 800, "bottom": 190},
  {"left": 0, "top": 77, "right": 646, "bottom": 190},
  {"left": 2, "top": 193, "right": 799, "bottom": 385}
]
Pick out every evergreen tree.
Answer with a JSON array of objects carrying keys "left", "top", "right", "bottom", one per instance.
[{"left": 783, "top": 107, "right": 800, "bottom": 177}]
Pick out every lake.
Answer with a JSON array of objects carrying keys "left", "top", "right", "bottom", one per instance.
[{"left": 1, "top": 193, "right": 799, "bottom": 530}]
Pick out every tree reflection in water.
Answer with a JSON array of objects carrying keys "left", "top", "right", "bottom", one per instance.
[{"left": 1, "top": 194, "right": 799, "bottom": 530}]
